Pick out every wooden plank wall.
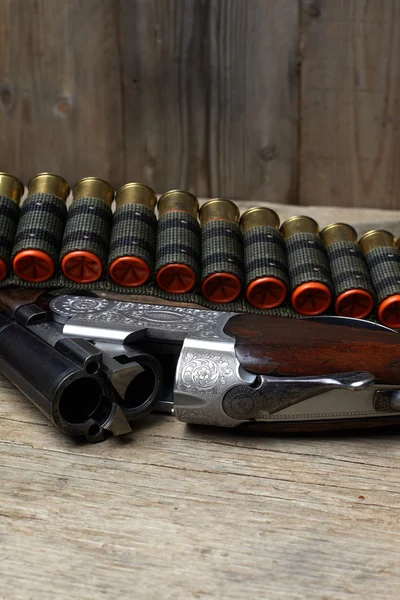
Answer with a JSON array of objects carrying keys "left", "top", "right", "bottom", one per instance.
[
  {"left": 300, "top": 0, "right": 400, "bottom": 209},
  {"left": 0, "top": 0, "right": 399, "bottom": 208},
  {"left": 0, "top": 0, "right": 125, "bottom": 185}
]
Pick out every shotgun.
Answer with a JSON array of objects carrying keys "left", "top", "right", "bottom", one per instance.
[{"left": 1, "top": 288, "right": 400, "bottom": 441}]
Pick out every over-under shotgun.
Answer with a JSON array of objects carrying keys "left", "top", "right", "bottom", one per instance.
[{"left": 1, "top": 289, "right": 400, "bottom": 441}]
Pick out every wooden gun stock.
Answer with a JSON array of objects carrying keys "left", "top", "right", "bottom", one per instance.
[{"left": 225, "top": 314, "right": 400, "bottom": 385}]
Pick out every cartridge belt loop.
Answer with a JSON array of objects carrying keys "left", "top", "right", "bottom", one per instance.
[
  {"left": 155, "top": 190, "right": 200, "bottom": 294},
  {"left": 281, "top": 216, "right": 332, "bottom": 316},
  {"left": 12, "top": 173, "right": 69, "bottom": 283},
  {"left": 60, "top": 177, "right": 114, "bottom": 284},
  {"left": 0, "top": 173, "right": 24, "bottom": 281},
  {"left": 321, "top": 223, "right": 374, "bottom": 319},
  {"left": 240, "top": 207, "right": 287, "bottom": 309},
  {"left": 108, "top": 183, "right": 157, "bottom": 287},
  {"left": 4, "top": 175, "right": 399, "bottom": 325},
  {"left": 199, "top": 198, "right": 243, "bottom": 304},
  {"left": 359, "top": 230, "right": 400, "bottom": 328}
]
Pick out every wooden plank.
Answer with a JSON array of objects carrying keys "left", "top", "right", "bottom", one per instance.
[
  {"left": 1, "top": 370, "right": 400, "bottom": 599},
  {"left": 300, "top": 0, "right": 400, "bottom": 209},
  {"left": 0, "top": 0, "right": 124, "bottom": 188},
  {"left": 119, "top": 0, "right": 299, "bottom": 202}
]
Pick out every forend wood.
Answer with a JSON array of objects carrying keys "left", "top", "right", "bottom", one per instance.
[{"left": 225, "top": 314, "right": 400, "bottom": 385}]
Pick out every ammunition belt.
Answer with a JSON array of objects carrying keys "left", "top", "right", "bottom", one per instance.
[{"left": 0, "top": 172, "right": 399, "bottom": 327}]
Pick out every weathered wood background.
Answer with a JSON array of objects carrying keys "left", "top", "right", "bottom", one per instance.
[{"left": 0, "top": 0, "right": 399, "bottom": 208}]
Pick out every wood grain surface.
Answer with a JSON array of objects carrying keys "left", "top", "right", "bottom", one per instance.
[
  {"left": 118, "top": 0, "right": 299, "bottom": 201},
  {"left": 2, "top": 1, "right": 400, "bottom": 207},
  {"left": 2, "top": 376, "right": 400, "bottom": 599},
  {"left": 300, "top": 0, "right": 400, "bottom": 208},
  {"left": 0, "top": 0, "right": 299, "bottom": 200},
  {"left": 0, "top": 0, "right": 124, "bottom": 187},
  {"left": 226, "top": 312, "right": 400, "bottom": 383}
]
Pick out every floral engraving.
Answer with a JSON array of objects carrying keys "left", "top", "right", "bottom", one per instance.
[
  {"left": 182, "top": 358, "right": 220, "bottom": 388},
  {"left": 180, "top": 351, "right": 235, "bottom": 393}
]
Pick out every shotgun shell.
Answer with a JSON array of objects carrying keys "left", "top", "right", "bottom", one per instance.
[
  {"left": 200, "top": 199, "right": 243, "bottom": 303},
  {"left": 61, "top": 177, "right": 114, "bottom": 283},
  {"left": 12, "top": 173, "right": 70, "bottom": 282},
  {"left": 108, "top": 183, "right": 157, "bottom": 286},
  {"left": 155, "top": 190, "right": 200, "bottom": 294},
  {"left": 321, "top": 223, "right": 374, "bottom": 319},
  {"left": 359, "top": 230, "right": 400, "bottom": 328},
  {"left": 0, "top": 173, "right": 24, "bottom": 281},
  {"left": 240, "top": 207, "right": 288, "bottom": 309},
  {"left": 281, "top": 216, "right": 332, "bottom": 316}
]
